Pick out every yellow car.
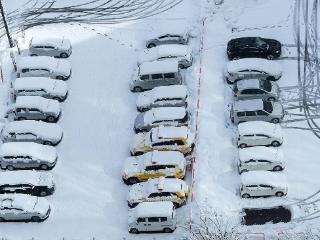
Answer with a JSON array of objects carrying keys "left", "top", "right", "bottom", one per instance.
[
  {"left": 122, "top": 151, "right": 186, "bottom": 185},
  {"left": 130, "top": 126, "right": 194, "bottom": 156}
]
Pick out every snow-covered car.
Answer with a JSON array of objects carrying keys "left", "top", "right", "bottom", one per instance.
[
  {"left": 230, "top": 99, "right": 284, "bottom": 124},
  {"left": 130, "top": 59, "right": 182, "bottom": 92},
  {"left": 237, "top": 121, "right": 283, "bottom": 148},
  {"left": 225, "top": 58, "right": 282, "bottom": 84},
  {"left": 0, "top": 142, "right": 58, "bottom": 170},
  {"left": 128, "top": 201, "right": 176, "bottom": 234},
  {"left": 238, "top": 146, "right": 285, "bottom": 173},
  {"left": 138, "top": 44, "right": 193, "bottom": 68},
  {"left": 127, "top": 177, "right": 189, "bottom": 208},
  {"left": 0, "top": 194, "right": 50, "bottom": 222},
  {"left": 122, "top": 151, "right": 186, "bottom": 185},
  {"left": 0, "top": 171, "right": 55, "bottom": 196},
  {"left": 134, "top": 107, "right": 188, "bottom": 133},
  {"left": 240, "top": 171, "right": 288, "bottom": 198},
  {"left": 14, "top": 77, "right": 68, "bottom": 102},
  {"left": 7, "top": 96, "right": 61, "bottom": 123},
  {"left": 130, "top": 126, "right": 194, "bottom": 156},
  {"left": 29, "top": 36, "right": 72, "bottom": 58},
  {"left": 233, "top": 79, "right": 280, "bottom": 101},
  {"left": 17, "top": 56, "right": 71, "bottom": 80},
  {"left": 1, "top": 120, "right": 63, "bottom": 146},
  {"left": 136, "top": 85, "right": 188, "bottom": 112},
  {"left": 146, "top": 27, "right": 189, "bottom": 48}
]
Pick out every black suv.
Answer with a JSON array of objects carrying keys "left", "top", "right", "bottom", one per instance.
[{"left": 227, "top": 37, "right": 281, "bottom": 60}]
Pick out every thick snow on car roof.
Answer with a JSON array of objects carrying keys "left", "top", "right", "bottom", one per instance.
[
  {"left": 226, "top": 58, "right": 282, "bottom": 75},
  {"left": 145, "top": 151, "right": 185, "bottom": 166},
  {"left": 241, "top": 171, "right": 287, "bottom": 188},
  {"left": 3, "top": 120, "right": 63, "bottom": 140},
  {"left": 139, "top": 59, "right": 179, "bottom": 75},
  {"left": 234, "top": 99, "right": 263, "bottom": 111},
  {"left": 138, "top": 45, "right": 190, "bottom": 63},
  {"left": 15, "top": 96, "right": 60, "bottom": 114},
  {"left": 239, "top": 146, "right": 285, "bottom": 163},
  {"left": 0, "top": 142, "right": 57, "bottom": 163},
  {"left": 148, "top": 25, "right": 188, "bottom": 39},
  {"left": 0, "top": 194, "right": 49, "bottom": 212},
  {"left": 14, "top": 77, "right": 62, "bottom": 91},
  {"left": 238, "top": 121, "right": 283, "bottom": 138},
  {"left": 131, "top": 201, "right": 174, "bottom": 218},
  {"left": 153, "top": 126, "right": 189, "bottom": 140},
  {"left": 236, "top": 79, "right": 260, "bottom": 90},
  {"left": 30, "top": 36, "right": 63, "bottom": 47},
  {"left": 146, "top": 178, "right": 188, "bottom": 194},
  {"left": 0, "top": 170, "right": 54, "bottom": 187},
  {"left": 17, "top": 56, "right": 58, "bottom": 70},
  {"left": 144, "top": 107, "right": 186, "bottom": 122}
]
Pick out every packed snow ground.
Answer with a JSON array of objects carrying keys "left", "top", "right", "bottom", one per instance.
[{"left": 0, "top": 0, "right": 320, "bottom": 239}]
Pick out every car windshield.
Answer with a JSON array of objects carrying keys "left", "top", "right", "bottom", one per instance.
[
  {"left": 260, "top": 80, "right": 272, "bottom": 92},
  {"left": 255, "top": 37, "right": 268, "bottom": 49},
  {"left": 263, "top": 101, "right": 273, "bottom": 113}
]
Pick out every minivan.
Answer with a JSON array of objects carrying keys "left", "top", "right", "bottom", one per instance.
[
  {"left": 237, "top": 121, "right": 283, "bottom": 148},
  {"left": 130, "top": 59, "right": 182, "bottom": 92},
  {"left": 231, "top": 99, "right": 284, "bottom": 124},
  {"left": 128, "top": 201, "right": 176, "bottom": 234}
]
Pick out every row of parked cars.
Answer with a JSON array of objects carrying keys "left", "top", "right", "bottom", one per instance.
[
  {"left": 120, "top": 29, "right": 195, "bottom": 234},
  {"left": 225, "top": 36, "right": 291, "bottom": 225},
  {"left": 0, "top": 36, "right": 72, "bottom": 222}
]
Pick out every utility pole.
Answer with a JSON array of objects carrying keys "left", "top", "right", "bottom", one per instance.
[{"left": 0, "top": 0, "right": 13, "bottom": 48}]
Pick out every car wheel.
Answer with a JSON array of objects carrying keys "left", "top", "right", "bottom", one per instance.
[
  {"left": 0, "top": 217, "right": 5, "bottom": 222},
  {"left": 56, "top": 76, "right": 64, "bottom": 80},
  {"left": 7, "top": 165, "right": 14, "bottom": 171},
  {"left": 129, "top": 228, "right": 139, "bottom": 234},
  {"left": 226, "top": 78, "right": 234, "bottom": 84},
  {"left": 60, "top": 52, "right": 68, "bottom": 58},
  {"left": 40, "top": 164, "right": 49, "bottom": 170},
  {"left": 39, "top": 190, "right": 48, "bottom": 196},
  {"left": 17, "top": 117, "right": 27, "bottom": 121},
  {"left": 46, "top": 116, "right": 56, "bottom": 123},
  {"left": 266, "top": 76, "right": 276, "bottom": 81},
  {"left": 127, "top": 177, "right": 139, "bottom": 185},
  {"left": 128, "top": 202, "right": 138, "bottom": 208},
  {"left": 173, "top": 202, "right": 180, "bottom": 208},
  {"left": 233, "top": 56, "right": 240, "bottom": 60},
  {"left": 240, "top": 169, "right": 248, "bottom": 174},
  {"left": 239, "top": 143, "right": 247, "bottom": 148},
  {"left": 273, "top": 165, "right": 283, "bottom": 171},
  {"left": 147, "top": 43, "right": 156, "bottom": 48},
  {"left": 178, "top": 63, "right": 185, "bottom": 69},
  {"left": 268, "top": 97, "right": 276, "bottom": 101},
  {"left": 31, "top": 216, "right": 41, "bottom": 222},
  {"left": 271, "top": 141, "right": 281, "bottom": 147},
  {"left": 30, "top": 54, "right": 38, "bottom": 56},
  {"left": 271, "top": 118, "right": 280, "bottom": 124},
  {"left": 267, "top": 54, "right": 275, "bottom": 60},
  {"left": 133, "top": 151, "right": 144, "bottom": 156},
  {"left": 275, "top": 191, "right": 284, "bottom": 197},
  {"left": 133, "top": 87, "right": 143, "bottom": 92},
  {"left": 163, "top": 228, "right": 174, "bottom": 233},
  {"left": 241, "top": 193, "right": 250, "bottom": 198},
  {"left": 43, "top": 141, "right": 53, "bottom": 146}
]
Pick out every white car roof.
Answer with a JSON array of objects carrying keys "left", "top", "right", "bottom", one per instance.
[
  {"left": 131, "top": 201, "right": 174, "bottom": 218},
  {"left": 239, "top": 146, "right": 285, "bottom": 163},
  {"left": 148, "top": 26, "right": 188, "bottom": 39},
  {"left": 241, "top": 171, "right": 287, "bottom": 188},
  {"left": 0, "top": 194, "right": 48, "bottom": 212},
  {"left": 238, "top": 121, "right": 283, "bottom": 138},
  {"left": 0, "top": 171, "right": 54, "bottom": 187},
  {"left": 139, "top": 45, "right": 190, "bottom": 63},
  {"left": 3, "top": 120, "right": 63, "bottom": 140},
  {"left": 144, "top": 151, "right": 185, "bottom": 166},
  {"left": 226, "top": 58, "right": 282, "bottom": 75},
  {"left": 0, "top": 142, "right": 57, "bottom": 163},
  {"left": 14, "top": 77, "right": 64, "bottom": 91},
  {"left": 17, "top": 56, "right": 58, "bottom": 70},
  {"left": 30, "top": 36, "right": 64, "bottom": 47},
  {"left": 236, "top": 79, "right": 261, "bottom": 90},
  {"left": 144, "top": 107, "right": 186, "bottom": 123},
  {"left": 14, "top": 96, "right": 60, "bottom": 114},
  {"left": 146, "top": 178, "right": 188, "bottom": 194},
  {"left": 233, "top": 99, "right": 264, "bottom": 111},
  {"left": 139, "top": 59, "right": 179, "bottom": 76},
  {"left": 152, "top": 126, "right": 189, "bottom": 140}
]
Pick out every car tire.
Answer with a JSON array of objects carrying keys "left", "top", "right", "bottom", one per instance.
[
  {"left": 129, "top": 228, "right": 139, "bottom": 234},
  {"left": 128, "top": 202, "right": 138, "bottom": 208},
  {"left": 271, "top": 118, "right": 280, "bottom": 124},
  {"left": 275, "top": 191, "right": 284, "bottom": 197},
  {"left": 127, "top": 177, "right": 139, "bottom": 185},
  {"left": 46, "top": 116, "right": 56, "bottom": 123},
  {"left": 233, "top": 56, "right": 240, "bottom": 60},
  {"left": 43, "top": 141, "right": 53, "bottom": 146},
  {"left": 173, "top": 202, "right": 180, "bottom": 208},
  {"left": 147, "top": 43, "right": 156, "bottom": 48},
  {"left": 268, "top": 97, "right": 276, "bottom": 101},
  {"left": 0, "top": 217, "right": 5, "bottom": 222},
  {"left": 163, "top": 228, "right": 174, "bottom": 233},
  {"left": 39, "top": 191, "right": 48, "bottom": 196},
  {"left": 240, "top": 169, "right": 248, "bottom": 174},
  {"left": 133, "top": 151, "right": 144, "bottom": 156},
  {"left": 273, "top": 165, "right": 283, "bottom": 171},
  {"left": 226, "top": 78, "right": 234, "bottom": 84},
  {"left": 40, "top": 164, "right": 49, "bottom": 170},
  {"left": 267, "top": 54, "right": 275, "bottom": 60},
  {"left": 60, "top": 52, "right": 68, "bottom": 58},
  {"left": 271, "top": 141, "right": 281, "bottom": 147},
  {"left": 239, "top": 143, "right": 247, "bottom": 149},
  {"left": 56, "top": 76, "right": 65, "bottom": 80},
  {"left": 133, "top": 87, "right": 143, "bottom": 92},
  {"left": 178, "top": 63, "right": 185, "bottom": 69},
  {"left": 266, "top": 76, "right": 276, "bottom": 81},
  {"left": 7, "top": 165, "right": 14, "bottom": 171},
  {"left": 31, "top": 216, "right": 41, "bottom": 222},
  {"left": 30, "top": 54, "right": 37, "bottom": 56},
  {"left": 241, "top": 193, "right": 250, "bottom": 198}
]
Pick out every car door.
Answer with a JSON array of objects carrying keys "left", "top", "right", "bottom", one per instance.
[
  {"left": 245, "top": 185, "right": 259, "bottom": 196},
  {"left": 150, "top": 74, "right": 164, "bottom": 88},
  {"left": 28, "top": 108, "right": 44, "bottom": 120},
  {"left": 147, "top": 217, "right": 161, "bottom": 231},
  {"left": 258, "top": 160, "right": 273, "bottom": 171},
  {"left": 15, "top": 108, "right": 27, "bottom": 119},
  {"left": 259, "top": 184, "right": 274, "bottom": 196},
  {"left": 254, "top": 134, "right": 269, "bottom": 146},
  {"left": 136, "top": 217, "right": 148, "bottom": 231},
  {"left": 164, "top": 73, "right": 179, "bottom": 85},
  {"left": 245, "top": 111, "right": 258, "bottom": 121},
  {"left": 29, "top": 68, "right": 50, "bottom": 78},
  {"left": 15, "top": 133, "right": 37, "bottom": 143},
  {"left": 244, "top": 159, "right": 257, "bottom": 171},
  {"left": 243, "top": 135, "right": 255, "bottom": 146},
  {"left": 43, "top": 46, "right": 56, "bottom": 56},
  {"left": 0, "top": 207, "right": 15, "bottom": 220}
]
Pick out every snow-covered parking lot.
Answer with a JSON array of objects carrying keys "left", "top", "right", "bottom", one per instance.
[{"left": 1, "top": 0, "right": 320, "bottom": 239}]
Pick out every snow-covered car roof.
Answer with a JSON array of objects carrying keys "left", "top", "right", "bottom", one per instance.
[
  {"left": 241, "top": 171, "right": 287, "bottom": 188},
  {"left": 130, "top": 201, "right": 175, "bottom": 218},
  {"left": 142, "top": 151, "right": 185, "bottom": 167},
  {"left": 239, "top": 146, "right": 285, "bottom": 163},
  {"left": 143, "top": 107, "right": 186, "bottom": 123},
  {"left": 236, "top": 79, "right": 261, "bottom": 91},
  {"left": 148, "top": 26, "right": 188, "bottom": 40},
  {"left": 0, "top": 170, "right": 54, "bottom": 187},
  {"left": 139, "top": 59, "right": 179, "bottom": 76},
  {"left": 137, "top": 85, "right": 187, "bottom": 106},
  {"left": 0, "top": 194, "right": 49, "bottom": 214},
  {"left": 2, "top": 120, "right": 63, "bottom": 141},
  {"left": 0, "top": 142, "right": 57, "bottom": 163},
  {"left": 226, "top": 58, "right": 282, "bottom": 75},
  {"left": 238, "top": 121, "right": 283, "bottom": 138},
  {"left": 30, "top": 36, "right": 71, "bottom": 48},
  {"left": 233, "top": 99, "right": 264, "bottom": 111},
  {"left": 14, "top": 77, "right": 67, "bottom": 93},
  {"left": 138, "top": 45, "right": 191, "bottom": 64},
  {"left": 14, "top": 96, "right": 61, "bottom": 114},
  {"left": 152, "top": 125, "right": 190, "bottom": 140}
]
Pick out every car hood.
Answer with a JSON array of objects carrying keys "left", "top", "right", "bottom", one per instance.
[
  {"left": 267, "top": 39, "right": 281, "bottom": 52},
  {"left": 52, "top": 81, "right": 68, "bottom": 96},
  {"left": 54, "top": 59, "right": 71, "bottom": 76},
  {"left": 60, "top": 39, "right": 72, "bottom": 51},
  {"left": 272, "top": 101, "right": 284, "bottom": 116},
  {"left": 127, "top": 183, "right": 145, "bottom": 202},
  {"left": 39, "top": 172, "right": 55, "bottom": 188},
  {"left": 34, "top": 197, "right": 50, "bottom": 215},
  {"left": 130, "top": 132, "right": 148, "bottom": 152},
  {"left": 136, "top": 93, "right": 151, "bottom": 109},
  {"left": 45, "top": 100, "right": 61, "bottom": 116},
  {"left": 123, "top": 157, "right": 140, "bottom": 177}
]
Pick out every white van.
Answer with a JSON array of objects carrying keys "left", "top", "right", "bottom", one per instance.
[{"left": 128, "top": 201, "right": 176, "bottom": 234}]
